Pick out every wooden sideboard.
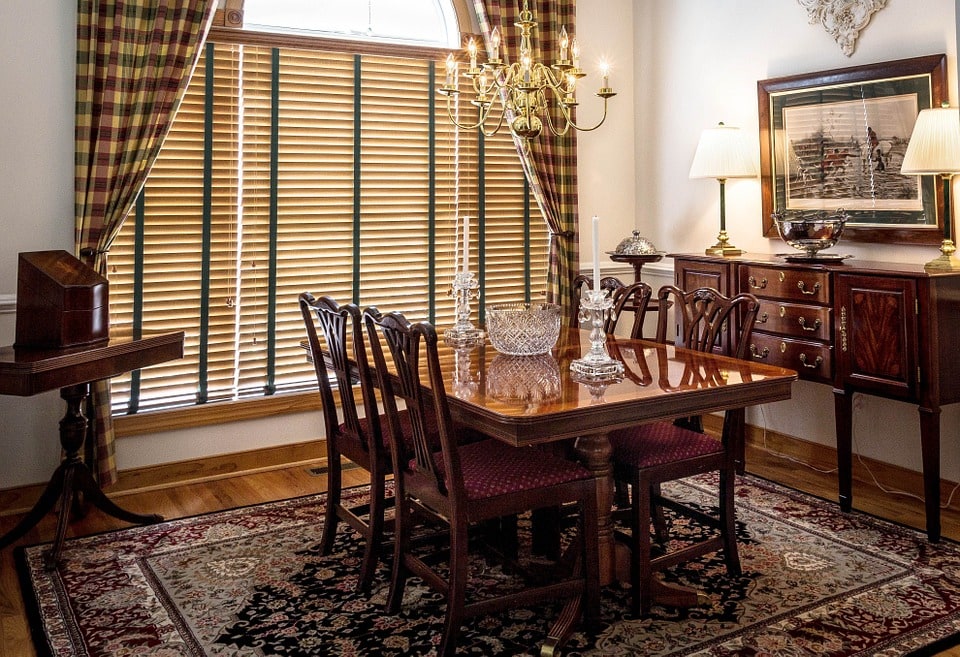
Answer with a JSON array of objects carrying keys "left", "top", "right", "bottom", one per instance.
[{"left": 671, "top": 252, "right": 960, "bottom": 541}]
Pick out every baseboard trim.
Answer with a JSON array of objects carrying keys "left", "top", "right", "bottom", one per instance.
[
  {"left": 3, "top": 421, "right": 956, "bottom": 518},
  {"left": 0, "top": 440, "right": 328, "bottom": 517},
  {"left": 703, "top": 415, "right": 959, "bottom": 504}
]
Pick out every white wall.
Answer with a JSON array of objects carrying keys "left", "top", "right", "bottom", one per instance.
[
  {"left": 1, "top": 0, "right": 958, "bottom": 490},
  {"left": 0, "top": 0, "right": 77, "bottom": 489},
  {"left": 577, "top": 0, "right": 636, "bottom": 267},
  {"left": 627, "top": 0, "right": 960, "bottom": 479}
]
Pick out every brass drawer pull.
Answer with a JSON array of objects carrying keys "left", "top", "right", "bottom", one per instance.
[
  {"left": 747, "top": 276, "right": 768, "bottom": 290},
  {"left": 797, "top": 281, "right": 821, "bottom": 296},
  {"left": 840, "top": 306, "right": 847, "bottom": 352},
  {"left": 798, "top": 353, "right": 823, "bottom": 369},
  {"left": 750, "top": 344, "right": 769, "bottom": 359},
  {"left": 798, "top": 317, "right": 821, "bottom": 332},
  {"left": 755, "top": 312, "right": 769, "bottom": 324}
]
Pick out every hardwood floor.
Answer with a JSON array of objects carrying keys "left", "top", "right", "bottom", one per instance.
[{"left": 2, "top": 444, "right": 960, "bottom": 656}]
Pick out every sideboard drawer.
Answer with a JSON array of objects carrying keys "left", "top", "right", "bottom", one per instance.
[
  {"left": 754, "top": 299, "right": 832, "bottom": 341},
  {"left": 740, "top": 265, "right": 831, "bottom": 304},
  {"left": 746, "top": 332, "right": 833, "bottom": 382}
]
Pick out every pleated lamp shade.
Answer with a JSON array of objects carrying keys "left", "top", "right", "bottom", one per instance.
[
  {"left": 689, "top": 123, "right": 757, "bottom": 180},
  {"left": 900, "top": 106, "right": 960, "bottom": 175}
]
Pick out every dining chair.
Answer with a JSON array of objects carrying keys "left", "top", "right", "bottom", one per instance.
[
  {"left": 298, "top": 292, "right": 401, "bottom": 594},
  {"left": 363, "top": 308, "right": 600, "bottom": 657},
  {"left": 609, "top": 285, "right": 759, "bottom": 616},
  {"left": 571, "top": 274, "right": 653, "bottom": 338}
]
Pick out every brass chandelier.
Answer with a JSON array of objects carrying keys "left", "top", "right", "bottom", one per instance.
[{"left": 439, "top": 0, "right": 616, "bottom": 141}]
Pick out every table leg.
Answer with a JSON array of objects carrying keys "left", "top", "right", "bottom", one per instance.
[
  {"left": 833, "top": 387, "right": 853, "bottom": 512},
  {"left": 572, "top": 431, "right": 702, "bottom": 608},
  {"left": 919, "top": 405, "right": 942, "bottom": 542},
  {"left": 0, "top": 383, "right": 162, "bottom": 566},
  {"left": 573, "top": 433, "right": 616, "bottom": 584}
]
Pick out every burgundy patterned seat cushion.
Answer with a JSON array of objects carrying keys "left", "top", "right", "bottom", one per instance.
[
  {"left": 609, "top": 421, "right": 722, "bottom": 469},
  {"left": 428, "top": 439, "right": 593, "bottom": 500}
]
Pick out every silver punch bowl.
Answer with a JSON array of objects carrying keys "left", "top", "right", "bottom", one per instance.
[{"left": 773, "top": 209, "right": 849, "bottom": 259}]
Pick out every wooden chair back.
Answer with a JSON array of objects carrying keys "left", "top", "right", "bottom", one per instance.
[
  {"left": 363, "top": 309, "right": 462, "bottom": 503},
  {"left": 571, "top": 274, "right": 653, "bottom": 339},
  {"left": 654, "top": 285, "right": 759, "bottom": 359},
  {"left": 298, "top": 293, "right": 384, "bottom": 454}
]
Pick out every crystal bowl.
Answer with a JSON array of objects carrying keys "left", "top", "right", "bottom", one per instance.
[
  {"left": 486, "top": 303, "right": 561, "bottom": 356},
  {"left": 773, "top": 209, "right": 849, "bottom": 258}
]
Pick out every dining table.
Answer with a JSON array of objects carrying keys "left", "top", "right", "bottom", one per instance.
[{"left": 434, "top": 326, "right": 797, "bottom": 654}]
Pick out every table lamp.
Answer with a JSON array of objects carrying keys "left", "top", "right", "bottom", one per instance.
[
  {"left": 900, "top": 104, "right": 960, "bottom": 271},
  {"left": 689, "top": 122, "right": 757, "bottom": 256}
]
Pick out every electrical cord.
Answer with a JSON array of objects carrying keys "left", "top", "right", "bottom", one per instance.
[{"left": 756, "top": 400, "right": 960, "bottom": 510}]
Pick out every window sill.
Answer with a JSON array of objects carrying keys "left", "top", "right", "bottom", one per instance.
[{"left": 113, "top": 392, "right": 323, "bottom": 437}]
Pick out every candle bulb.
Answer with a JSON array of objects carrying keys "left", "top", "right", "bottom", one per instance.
[
  {"left": 559, "top": 26, "right": 569, "bottom": 62},
  {"left": 592, "top": 215, "right": 601, "bottom": 290},
  {"left": 571, "top": 37, "right": 580, "bottom": 70},
  {"left": 467, "top": 37, "right": 477, "bottom": 70},
  {"left": 462, "top": 216, "right": 471, "bottom": 273},
  {"left": 444, "top": 53, "right": 454, "bottom": 87},
  {"left": 599, "top": 61, "right": 610, "bottom": 89},
  {"left": 490, "top": 27, "right": 501, "bottom": 61}
]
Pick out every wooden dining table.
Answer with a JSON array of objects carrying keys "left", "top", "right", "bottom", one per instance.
[{"left": 436, "top": 327, "right": 797, "bottom": 589}]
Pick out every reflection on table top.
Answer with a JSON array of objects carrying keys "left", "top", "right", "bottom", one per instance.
[{"left": 440, "top": 328, "right": 797, "bottom": 446}]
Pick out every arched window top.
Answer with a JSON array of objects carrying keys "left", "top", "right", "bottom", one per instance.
[{"left": 243, "top": 0, "right": 462, "bottom": 48}]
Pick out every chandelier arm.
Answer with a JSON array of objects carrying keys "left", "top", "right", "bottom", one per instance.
[
  {"left": 443, "top": 94, "right": 503, "bottom": 131},
  {"left": 481, "top": 103, "right": 507, "bottom": 138},
  {"left": 544, "top": 104, "right": 573, "bottom": 138},
  {"left": 557, "top": 97, "right": 613, "bottom": 133}
]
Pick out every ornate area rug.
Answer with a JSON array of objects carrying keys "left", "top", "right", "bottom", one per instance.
[{"left": 16, "top": 474, "right": 960, "bottom": 656}]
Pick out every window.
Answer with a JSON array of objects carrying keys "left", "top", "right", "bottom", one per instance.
[
  {"left": 105, "top": 3, "right": 548, "bottom": 415},
  {"left": 243, "top": 0, "right": 461, "bottom": 48}
]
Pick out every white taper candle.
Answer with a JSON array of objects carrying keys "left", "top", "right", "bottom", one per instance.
[
  {"left": 462, "top": 216, "right": 471, "bottom": 273},
  {"left": 592, "top": 215, "right": 600, "bottom": 290}
]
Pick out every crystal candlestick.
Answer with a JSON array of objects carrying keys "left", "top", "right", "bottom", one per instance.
[
  {"left": 570, "top": 288, "right": 624, "bottom": 379},
  {"left": 445, "top": 270, "right": 484, "bottom": 346}
]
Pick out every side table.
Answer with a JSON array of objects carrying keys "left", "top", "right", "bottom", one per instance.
[{"left": 0, "top": 332, "right": 184, "bottom": 565}]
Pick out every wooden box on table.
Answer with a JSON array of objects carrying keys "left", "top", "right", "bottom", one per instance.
[{"left": 14, "top": 250, "right": 109, "bottom": 349}]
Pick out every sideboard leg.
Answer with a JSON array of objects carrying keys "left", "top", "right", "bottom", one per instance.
[
  {"left": 919, "top": 406, "right": 942, "bottom": 542},
  {"left": 833, "top": 387, "right": 853, "bottom": 513}
]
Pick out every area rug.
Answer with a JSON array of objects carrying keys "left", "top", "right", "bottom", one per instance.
[{"left": 16, "top": 474, "right": 960, "bottom": 656}]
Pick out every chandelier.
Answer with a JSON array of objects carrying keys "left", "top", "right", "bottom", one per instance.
[{"left": 438, "top": 0, "right": 616, "bottom": 141}]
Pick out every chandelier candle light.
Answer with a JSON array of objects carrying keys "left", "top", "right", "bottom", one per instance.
[
  {"left": 571, "top": 215, "right": 624, "bottom": 379},
  {"left": 445, "top": 216, "right": 483, "bottom": 346},
  {"left": 439, "top": 0, "right": 615, "bottom": 140}
]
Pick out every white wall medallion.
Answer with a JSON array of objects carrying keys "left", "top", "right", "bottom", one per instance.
[{"left": 797, "top": 0, "right": 888, "bottom": 56}]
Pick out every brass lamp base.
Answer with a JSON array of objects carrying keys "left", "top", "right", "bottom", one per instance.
[
  {"left": 705, "top": 230, "right": 742, "bottom": 257},
  {"left": 924, "top": 239, "right": 960, "bottom": 271}
]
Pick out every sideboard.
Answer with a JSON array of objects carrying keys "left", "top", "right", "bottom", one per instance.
[{"left": 671, "top": 252, "right": 960, "bottom": 541}]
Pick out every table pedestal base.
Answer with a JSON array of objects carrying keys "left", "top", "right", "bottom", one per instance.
[
  {"left": 574, "top": 432, "right": 704, "bottom": 603},
  {"left": 0, "top": 383, "right": 162, "bottom": 567}
]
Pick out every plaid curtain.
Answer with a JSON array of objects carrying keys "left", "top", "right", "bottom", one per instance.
[
  {"left": 75, "top": 0, "right": 217, "bottom": 485},
  {"left": 473, "top": 0, "right": 580, "bottom": 313}
]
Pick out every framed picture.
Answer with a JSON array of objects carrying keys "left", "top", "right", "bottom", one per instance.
[{"left": 758, "top": 54, "right": 947, "bottom": 245}]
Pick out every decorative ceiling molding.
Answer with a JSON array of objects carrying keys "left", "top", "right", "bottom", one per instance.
[{"left": 797, "top": 0, "right": 888, "bottom": 57}]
